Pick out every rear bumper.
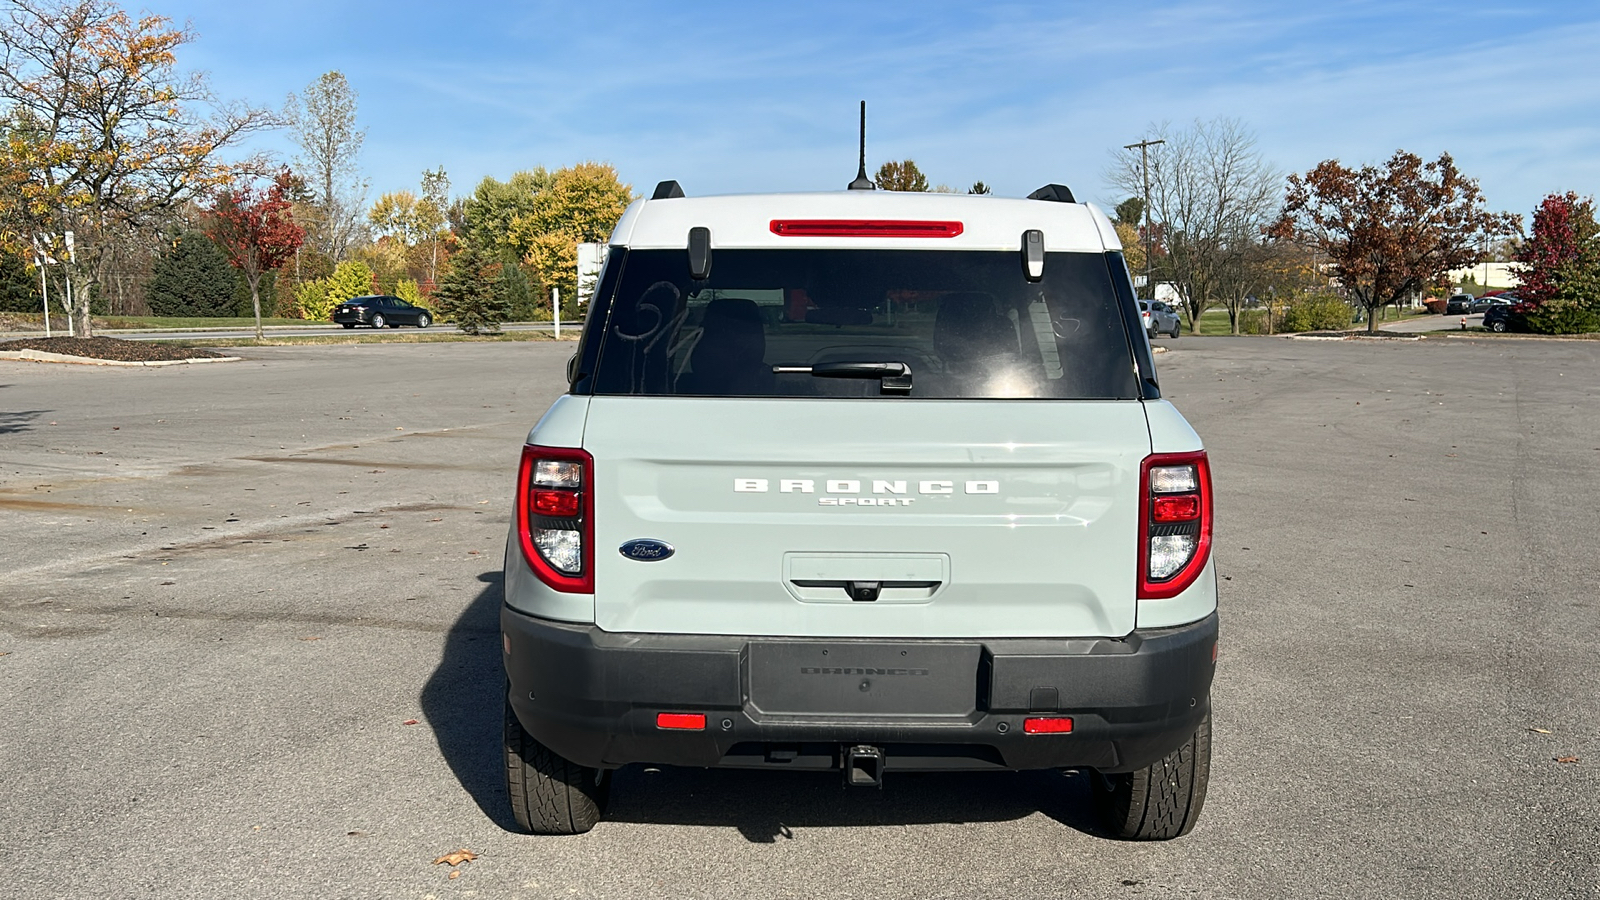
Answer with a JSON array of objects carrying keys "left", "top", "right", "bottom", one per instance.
[{"left": 502, "top": 608, "right": 1217, "bottom": 774}]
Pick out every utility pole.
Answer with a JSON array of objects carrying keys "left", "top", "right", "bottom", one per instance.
[{"left": 1124, "top": 138, "right": 1165, "bottom": 301}]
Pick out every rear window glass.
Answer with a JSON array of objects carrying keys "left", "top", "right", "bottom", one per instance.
[{"left": 589, "top": 249, "right": 1138, "bottom": 400}]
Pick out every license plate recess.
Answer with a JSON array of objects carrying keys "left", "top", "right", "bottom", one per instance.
[{"left": 746, "top": 641, "right": 980, "bottom": 717}]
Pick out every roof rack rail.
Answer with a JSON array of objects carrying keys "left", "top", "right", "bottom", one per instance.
[
  {"left": 1026, "top": 184, "right": 1076, "bottom": 203},
  {"left": 652, "top": 180, "right": 685, "bottom": 200}
]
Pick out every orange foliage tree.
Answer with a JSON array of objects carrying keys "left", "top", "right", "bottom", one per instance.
[{"left": 0, "top": 0, "right": 272, "bottom": 335}]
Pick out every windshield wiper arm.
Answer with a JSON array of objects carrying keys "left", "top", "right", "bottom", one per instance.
[{"left": 772, "top": 361, "right": 912, "bottom": 395}]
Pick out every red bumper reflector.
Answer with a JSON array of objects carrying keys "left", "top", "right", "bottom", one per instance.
[
  {"left": 1023, "top": 717, "right": 1074, "bottom": 734},
  {"left": 769, "top": 219, "right": 964, "bottom": 238},
  {"left": 656, "top": 713, "right": 706, "bottom": 731},
  {"left": 1151, "top": 494, "right": 1201, "bottom": 522}
]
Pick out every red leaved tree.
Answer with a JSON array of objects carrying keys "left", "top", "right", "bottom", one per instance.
[
  {"left": 1274, "top": 151, "right": 1517, "bottom": 332},
  {"left": 1513, "top": 192, "right": 1599, "bottom": 306},
  {"left": 206, "top": 170, "right": 305, "bottom": 338}
]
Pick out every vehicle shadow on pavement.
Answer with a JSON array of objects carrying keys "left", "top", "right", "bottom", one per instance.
[
  {"left": 419, "top": 571, "right": 520, "bottom": 832},
  {"left": 605, "top": 766, "right": 1105, "bottom": 842},
  {"left": 420, "top": 574, "right": 1108, "bottom": 841}
]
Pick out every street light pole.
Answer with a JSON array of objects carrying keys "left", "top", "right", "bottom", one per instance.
[{"left": 1124, "top": 138, "right": 1165, "bottom": 302}]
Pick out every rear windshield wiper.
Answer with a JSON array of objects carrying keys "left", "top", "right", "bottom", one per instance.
[{"left": 772, "top": 361, "right": 912, "bottom": 395}]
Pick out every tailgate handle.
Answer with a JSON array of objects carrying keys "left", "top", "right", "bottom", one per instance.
[{"left": 791, "top": 580, "right": 941, "bottom": 602}]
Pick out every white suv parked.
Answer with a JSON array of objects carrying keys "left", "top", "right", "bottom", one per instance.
[{"left": 501, "top": 180, "right": 1218, "bottom": 839}]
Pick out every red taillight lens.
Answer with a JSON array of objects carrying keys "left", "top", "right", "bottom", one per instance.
[
  {"left": 515, "top": 445, "right": 594, "bottom": 594},
  {"left": 656, "top": 713, "right": 706, "bottom": 731},
  {"left": 769, "top": 219, "right": 964, "bottom": 238},
  {"left": 531, "top": 489, "right": 581, "bottom": 518},
  {"left": 1151, "top": 494, "right": 1200, "bottom": 522},
  {"left": 1023, "top": 717, "right": 1074, "bottom": 734},
  {"left": 1138, "top": 451, "right": 1213, "bottom": 600}
]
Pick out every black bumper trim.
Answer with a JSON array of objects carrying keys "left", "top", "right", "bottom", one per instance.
[{"left": 503, "top": 608, "right": 1217, "bottom": 774}]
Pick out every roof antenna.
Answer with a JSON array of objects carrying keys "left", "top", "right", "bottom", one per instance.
[{"left": 847, "top": 100, "right": 874, "bottom": 190}]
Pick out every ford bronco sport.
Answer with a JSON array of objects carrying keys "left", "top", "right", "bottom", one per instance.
[{"left": 501, "top": 180, "right": 1218, "bottom": 839}]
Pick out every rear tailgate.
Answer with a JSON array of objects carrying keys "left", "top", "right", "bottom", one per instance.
[{"left": 585, "top": 397, "right": 1150, "bottom": 638}]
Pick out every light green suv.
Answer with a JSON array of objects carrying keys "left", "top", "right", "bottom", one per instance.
[{"left": 501, "top": 181, "right": 1218, "bottom": 839}]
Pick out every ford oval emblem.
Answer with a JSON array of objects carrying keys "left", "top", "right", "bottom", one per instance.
[{"left": 619, "top": 539, "right": 674, "bottom": 562}]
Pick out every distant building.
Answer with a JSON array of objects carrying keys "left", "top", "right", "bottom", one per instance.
[
  {"left": 1448, "top": 262, "right": 1518, "bottom": 289},
  {"left": 576, "top": 243, "right": 606, "bottom": 305}
]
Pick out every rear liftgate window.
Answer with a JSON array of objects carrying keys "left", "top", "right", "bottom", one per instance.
[{"left": 590, "top": 250, "right": 1139, "bottom": 400}]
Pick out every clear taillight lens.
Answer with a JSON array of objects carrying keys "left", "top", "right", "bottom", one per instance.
[
  {"left": 1149, "top": 465, "right": 1198, "bottom": 493},
  {"left": 534, "top": 460, "right": 582, "bottom": 489},
  {"left": 1149, "top": 534, "right": 1199, "bottom": 579},
  {"left": 533, "top": 528, "right": 583, "bottom": 574}
]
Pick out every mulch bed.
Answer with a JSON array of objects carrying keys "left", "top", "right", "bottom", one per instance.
[{"left": 0, "top": 336, "right": 227, "bottom": 362}]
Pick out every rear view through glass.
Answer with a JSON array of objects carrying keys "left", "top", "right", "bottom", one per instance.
[{"left": 589, "top": 249, "right": 1140, "bottom": 400}]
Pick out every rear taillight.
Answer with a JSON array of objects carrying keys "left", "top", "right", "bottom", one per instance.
[
  {"left": 1138, "top": 450, "right": 1212, "bottom": 599},
  {"left": 515, "top": 445, "right": 593, "bottom": 593}
]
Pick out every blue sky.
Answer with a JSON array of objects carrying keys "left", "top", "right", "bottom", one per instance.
[{"left": 163, "top": 0, "right": 1600, "bottom": 221}]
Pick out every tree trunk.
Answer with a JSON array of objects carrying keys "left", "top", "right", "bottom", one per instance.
[
  {"left": 75, "top": 276, "right": 93, "bottom": 338},
  {"left": 248, "top": 270, "right": 264, "bottom": 340},
  {"left": 1366, "top": 303, "right": 1380, "bottom": 334}
]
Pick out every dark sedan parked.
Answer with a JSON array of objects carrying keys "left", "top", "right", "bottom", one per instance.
[
  {"left": 332, "top": 295, "right": 432, "bottom": 328},
  {"left": 1482, "top": 304, "right": 1525, "bottom": 333}
]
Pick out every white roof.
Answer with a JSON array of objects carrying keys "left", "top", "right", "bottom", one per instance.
[{"left": 610, "top": 190, "right": 1120, "bottom": 254}]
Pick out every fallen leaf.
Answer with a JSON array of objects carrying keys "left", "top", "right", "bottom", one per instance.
[
  {"left": 299, "top": 636, "right": 321, "bottom": 642},
  {"left": 160, "top": 580, "right": 176, "bottom": 586},
  {"left": 468, "top": 550, "right": 480, "bottom": 555},
  {"left": 395, "top": 427, "right": 404, "bottom": 431},
  {"left": 1556, "top": 756, "right": 1579, "bottom": 764},
  {"left": 449, "top": 870, "right": 461, "bottom": 880},
  {"left": 428, "top": 518, "right": 442, "bottom": 522},
  {"left": 0, "top": 652, "right": 10, "bottom": 657},
  {"left": 1529, "top": 727, "right": 1552, "bottom": 734},
  {"left": 478, "top": 500, "right": 491, "bottom": 504},
  {"left": 433, "top": 848, "right": 477, "bottom": 867},
  {"left": 379, "top": 524, "right": 389, "bottom": 529},
  {"left": 403, "top": 719, "right": 419, "bottom": 725}
]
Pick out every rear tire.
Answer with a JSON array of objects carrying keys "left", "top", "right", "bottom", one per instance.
[
  {"left": 1490, "top": 320, "right": 1506, "bottom": 333},
  {"left": 504, "top": 698, "right": 610, "bottom": 834},
  {"left": 1093, "top": 711, "right": 1210, "bottom": 840},
  {"left": 370, "top": 314, "right": 386, "bottom": 329}
]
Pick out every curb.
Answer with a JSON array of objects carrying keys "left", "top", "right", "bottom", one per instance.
[{"left": 0, "top": 349, "right": 244, "bottom": 367}]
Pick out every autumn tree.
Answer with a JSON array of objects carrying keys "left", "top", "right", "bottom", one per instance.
[
  {"left": 418, "top": 166, "right": 449, "bottom": 285},
  {"left": 1275, "top": 150, "right": 1517, "bottom": 333},
  {"left": 287, "top": 71, "right": 366, "bottom": 262},
  {"left": 0, "top": 0, "right": 272, "bottom": 336},
  {"left": 1511, "top": 192, "right": 1600, "bottom": 334},
  {"left": 1108, "top": 119, "right": 1280, "bottom": 333},
  {"left": 461, "top": 168, "right": 550, "bottom": 260},
  {"left": 875, "top": 160, "right": 928, "bottom": 192},
  {"left": 205, "top": 170, "right": 305, "bottom": 338},
  {"left": 507, "top": 162, "right": 632, "bottom": 320},
  {"left": 1513, "top": 192, "right": 1598, "bottom": 305}
]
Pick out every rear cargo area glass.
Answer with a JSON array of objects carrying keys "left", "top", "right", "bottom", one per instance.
[{"left": 589, "top": 250, "right": 1140, "bottom": 400}]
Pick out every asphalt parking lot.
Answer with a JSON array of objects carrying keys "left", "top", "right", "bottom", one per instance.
[{"left": 2, "top": 336, "right": 1597, "bottom": 899}]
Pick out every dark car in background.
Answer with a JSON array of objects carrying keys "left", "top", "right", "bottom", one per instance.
[
  {"left": 332, "top": 295, "right": 432, "bottom": 328},
  {"left": 1444, "top": 293, "right": 1475, "bottom": 314},
  {"left": 1469, "top": 294, "right": 1517, "bottom": 314},
  {"left": 1482, "top": 304, "right": 1526, "bottom": 333}
]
